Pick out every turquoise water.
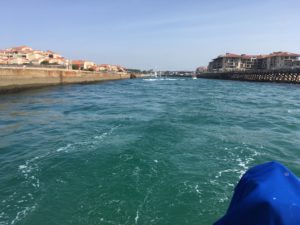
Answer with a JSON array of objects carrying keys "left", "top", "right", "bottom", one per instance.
[{"left": 0, "top": 78, "right": 300, "bottom": 225}]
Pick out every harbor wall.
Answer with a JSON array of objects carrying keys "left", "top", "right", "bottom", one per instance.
[
  {"left": 0, "top": 67, "right": 130, "bottom": 94},
  {"left": 198, "top": 70, "right": 300, "bottom": 84}
]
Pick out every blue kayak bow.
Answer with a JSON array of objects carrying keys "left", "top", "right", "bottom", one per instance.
[{"left": 214, "top": 161, "right": 300, "bottom": 225}]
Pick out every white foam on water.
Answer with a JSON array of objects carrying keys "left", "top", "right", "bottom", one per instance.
[
  {"left": 18, "top": 160, "right": 40, "bottom": 189},
  {"left": 219, "top": 196, "right": 229, "bottom": 203},
  {"left": 56, "top": 143, "right": 72, "bottom": 152},
  {"left": 94, "top": 132, "right": 109, "bottom": 140},
  {"left": 162, "top": 78, "right": 182, "bottom": 81},
  {"left": 10, "top": 204, "right": 36, "bottom": 225},
  {"left": 143, "top": 78, "right": 158, "bottom": 81},
  {"left": 0, "top": 162, "right": 41, "bottom": 225},
  {"left": 55, "top": 124, "right": 121, "bottom": 155},
  {"left": 18, "top": 165, "right": 27, "bottom": 170},
  {"left": 143, "top": 78, "right": 185, "bottom": 81},
  {"left": 236, "top": 156, "right": 255, "bottom": 178},
  {"left": 218, "top": 144, "right": 265, "bottom": 181},
  {"left": 2, "top": 124, "right": 122, "bottom": 225},
  {"left": 94, "top": 125, "right": 120, "bottom": 140},
  {"left": 1, "top": 151, "right": 49, "bottom": 224},
  {"left": 215, "top": 168, "right": 239, "bottom": 179},
  {"left": 194, "top": 184, "right": 203, "bottom": 203},
  {"left": 181, "top": 181, "right": 203, "bottom": 203},
  {"left": 135, "top": 209, "right": 139, "bottom": 224},
  {"left": 18, "top": 164, "right": 32, "bottom": 177}
]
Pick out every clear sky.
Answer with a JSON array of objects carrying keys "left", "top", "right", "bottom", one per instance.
[{"left": 1, "top": 0, "right": 300, "bottom": 70}]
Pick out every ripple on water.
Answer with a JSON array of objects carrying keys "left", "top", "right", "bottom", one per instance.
[
  {"left": 0, "top": 123, "right": 121, "bottom": 225},
  {"left": 0, "top": 79, "right": 300, "bottom": 225}
]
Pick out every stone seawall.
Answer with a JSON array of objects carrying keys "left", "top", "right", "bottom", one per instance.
[
  {"left": 0, "top": 67, "right": 130, "bottom": 94},
  {"left": 198, "top": 70, "right": 300, "bottom": 84}
]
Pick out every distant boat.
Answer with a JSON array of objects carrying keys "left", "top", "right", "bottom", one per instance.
[
  {"left": 150, "top": 71, "right": 158, "bottom": 77},
  {"left": 192, "top": 74, "right": 197, "bottom": 79}
]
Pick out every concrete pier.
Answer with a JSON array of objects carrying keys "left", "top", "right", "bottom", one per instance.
[
  {"left": 0, "top": 67, "right": 131, "bottom": 94},
  {"left": 198, "top": 70, "right": 300, "bottom": 84}
]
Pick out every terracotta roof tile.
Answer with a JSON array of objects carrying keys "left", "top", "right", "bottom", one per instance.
[
  {"left": 269, "top": 52, "right": 300, "bottom": 57},
  {"left": 222, "top": 53, "right": 241, "bottom": 58},
  {"left": 72, "top": 60, "right": 85, "bottom": 64}
]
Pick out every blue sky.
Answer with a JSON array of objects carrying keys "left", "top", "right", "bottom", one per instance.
[{"left": 1, "top": 0, "right": 300, "bottom": 70}]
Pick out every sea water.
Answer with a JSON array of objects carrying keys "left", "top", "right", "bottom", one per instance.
[{"left": 0, "top": 78, "right": 300, "bottom": 225}]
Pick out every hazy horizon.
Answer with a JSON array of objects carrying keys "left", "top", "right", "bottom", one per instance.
[{"left": 1, "top": 0, "right": 300, "bottom": 70}]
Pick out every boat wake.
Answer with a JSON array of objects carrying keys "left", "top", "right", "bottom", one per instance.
[
  {"left": 0, "top": 125, "right": 121, "bottom": 225},
  {"left": 143, "top": 78, "right": 185, "bottom": 81}
]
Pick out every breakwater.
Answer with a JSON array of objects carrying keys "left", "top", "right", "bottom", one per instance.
[
  {"left": 198, "top": 70, "right": 300, "bottom": 83},
  {"left": 0, "top": 67, "right": 130, "bottom": 94}
]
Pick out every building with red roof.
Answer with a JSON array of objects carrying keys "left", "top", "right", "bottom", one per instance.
[
  {"left": 0, "top": 58, "right": 8, "bottom": 65},
  {"left": 6, "top": 46, "right": 33, "bottom": 54},
  {"left": 71, "top": 60, "right": 95, "bottom": 70},
  {"left": 0, "top": 45, "right": 127, "bottom": 71},
  {"left": 208, "top": 53, "right": 244, "bottom": 71},
  {"left": 267, "top": 52, "right": 300, "bottom": 70},
  {"left": 208, "top": 51, "right": 300, "bottom": 72}
]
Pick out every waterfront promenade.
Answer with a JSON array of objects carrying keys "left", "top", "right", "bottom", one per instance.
[{"left": 0, "top": 67, "right": 131, "bottom": 94}]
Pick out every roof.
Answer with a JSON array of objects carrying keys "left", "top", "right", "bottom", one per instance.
[
  {"left": 256, "top": 54, "right": 269, "bottom": 59},
  {"left": 72, "top": 60, "right": 85, "bottom": 64},
  {"left": 240, "top": 54, "right": 258, "bottom": 59},
  {"left": 211, "top": 51, "right": 300, "bottom": 61},
  {"left": 269, "top": 52, "right": 300, "bottom": 57},
  {"left": 9, "top": 46, "right": 32, "bottom": 51},
  {"left": 213, "top": 53, "right": 242, "bottom": 60},
  {"left": 219, "top": 53, "right": 241, "bottom": 58},
  {"left": 19, "top": 50, "right": 34, "bottom": 54}
]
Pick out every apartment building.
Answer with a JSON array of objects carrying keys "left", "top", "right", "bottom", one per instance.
[
  {"left": 208, "top": 52, "right": 300, "bottom": 72},
  {"left": 208, "top": 53, "right": 245, "bottom": 71},
  {"left": 267, "top": 52, "right": 300, "bottom": 70}
]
